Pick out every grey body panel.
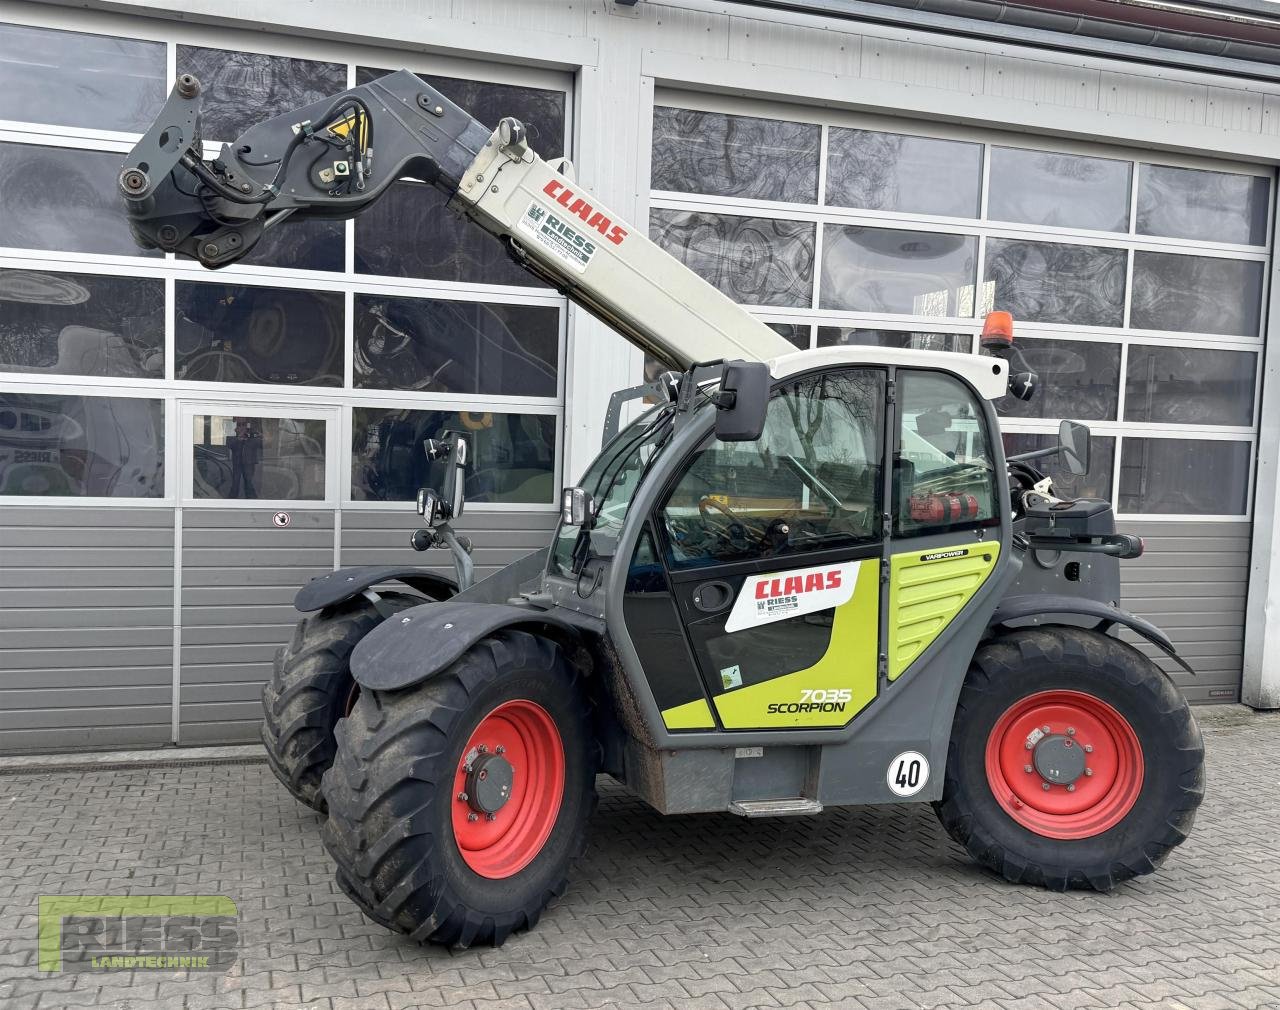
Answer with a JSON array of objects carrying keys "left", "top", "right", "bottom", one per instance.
[{"left": 294, "top": 565, "right": 456, "bottom": 612}]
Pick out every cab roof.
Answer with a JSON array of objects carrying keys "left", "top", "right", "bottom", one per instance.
[{"left": 768, "top": 345, "right": 1009, "bottom": 400}]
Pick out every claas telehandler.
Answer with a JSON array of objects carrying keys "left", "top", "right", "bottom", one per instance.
[{"left": 121, "top": 70, "right": 1204, "bottom": 948}]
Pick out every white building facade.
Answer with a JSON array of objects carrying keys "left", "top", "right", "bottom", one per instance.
[{"left": 0, "top": 0, "right": 1277, "bottom": 750}]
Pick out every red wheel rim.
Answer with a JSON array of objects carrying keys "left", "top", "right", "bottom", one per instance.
[
  {"left": 985, "top": 690, "right": 1143, "bottom": 840},
  {"left": 451, "top": 700, "right": 565, "bottom": 879}
]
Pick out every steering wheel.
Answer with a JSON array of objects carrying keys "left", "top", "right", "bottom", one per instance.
[{"left": 698, "top": 495, "right": 765, "bottom": 546}]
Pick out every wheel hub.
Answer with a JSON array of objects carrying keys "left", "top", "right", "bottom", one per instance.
[
  {"left": 1031, "top": 734, "right": 1086, "bottom": 786},
  {"left": 466, "top": 751, "right": 514, "bottom": 814}
]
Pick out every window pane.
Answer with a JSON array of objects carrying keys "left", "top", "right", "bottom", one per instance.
[
  {"left": 651, "top": 107, "right": 819, "bottom": 203},
  {"left": 355, "top": 181, "right": 540, "bottom": 286},
  {"left": 650, "top": 209, "right": 814, "bottom": 308},
  {"left": 1138, "top": 165, "right": 1269, "bottom": 246},
  {"left": 820, "top": 226, "right": 976, "bottom": 316},
  {"left": 0, "top": 269, "right": 163, "bottom": 379},
  {"left": 816, "top": 327, "right": 970, "bottom": 353},
  {"left": 826, "top": 128, "right": 982, "bottom": 218},
  {"left": 1131, "top": 252, "right": 1263, "bottom": 337},
  {"left": 177, "top": 46, "right": 347, "bottom": 141},
  {"left": 192, "top": 415, "right": 326, "bottom": 501},
  {"left": 983, "top": 239, "right": 1125, "bottom": 327},
  {"left": 356, "top": 68, "right": 566, "bottom": 160},
  {"left": 0, "top": 143, "right": 160, "bottom": 257},
  {"left": 983, "top": 337, "right": 1120, "bottom": 421},
  {"left": 0, "top": 392, "right": 163, "bottom": 497},
  {"left": 354, "top": 294, "right": 559, "bottom": 397},
  {"left": 896, "top": 371, "right": 999, "bottom": 535},
  {"left": 0, "top": 23, "right": 165, "bottom": 132},
  {"left": 240, "top": 219, "right": 345, "bottom": 272},
  {"left": 768, "top": 322, "right": 810, "bottom": 349},
  {"left": 1125, "top": 345, "right": 1256, "bottom": 427},
  {"left": 1119, "top": 438, "right": 1251, "bottom": 515},
  {"left": 175, "top": 282, "right": 343, "bottom": 387},
  {"left": 351, "top": 408, "right": 555, "bottom": 504},
  {"left": 1003, "top": 432, "right": 1115, "bottom": 502},
  {"left": 661, "top": 369, "right": 885, "bottom": 569},
  {"left": 987, "top": 148, "right": 1131, "bottom": 232}
]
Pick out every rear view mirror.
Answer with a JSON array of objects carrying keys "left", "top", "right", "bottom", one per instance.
[
  {"left": 714, "top": 360, "right": 770, "bottom": 442},
  {"left": 421, "top": 431, "right": 469, "bottom": 525},
  {"left": 1059, "top": 420, "right": 1091, "bottom": 476}
]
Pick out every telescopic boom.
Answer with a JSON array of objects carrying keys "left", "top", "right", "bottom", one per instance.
[{"left": 119, "top": 70, "right": 794, "bottom": 370}]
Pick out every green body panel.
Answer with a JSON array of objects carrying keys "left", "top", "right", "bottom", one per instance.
[{"left": 661, "top": 697, "right": 715, "bottom": 730}]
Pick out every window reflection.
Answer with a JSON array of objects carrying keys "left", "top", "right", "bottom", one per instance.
[
  {"left": 1125, "top": 345, "right": 1256, "bottom": 427},
  {"left": 351, "top": 408, "right": 556, "bottom": 504},
  {"left": 240, "top": 218, "right": 345, "bottom": 273},
  {"left": 826, "top": 128, "right": 982, "bottom": 218},
  {"left": 820, "top": 226, "right": 976, "bottom": 316},
  {"left": 192, "top": 415, "right": 326, "bottom": 501},
  {"left": 1119, "top": 438, "right": 1250, "bottom": 515},
  {"left": 983, "top": 239, "right": 1125, "bottom": 327},
  {"left": 0, "top": 269, "right": 163, "bottom": 379},
  {"left": 1138, "top": 165, "right": 1269, "bottom": 246},
  {"left": 988, "top": 148, "right": 1131, "bottom": 232},
  {"left": 1003, "top": 433, "right": 1115, "bottom": 502},
  {"left": 983, "top": 337, "right": 1120, "bottom": 421},
  {"left": 354, "top": 295, "right": 559, "bottom": 397},
  {"left": 1130, "top": 252, "right": 1263, "bottom": 337},
  {"left": 816, "top": 328, "right": 970, "bottom": 353},
  {"left": 175, "top": 282, "right": 343, "bottom": 386},
  {"left": 0, "top": 392, "right": 163, "bottom": 497}
]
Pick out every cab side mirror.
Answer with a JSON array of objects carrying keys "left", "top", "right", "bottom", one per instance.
[
  {"left": 421, "top": 430, "right": 469, "bottom": 525},
  {"left": 714, "top": 360, "right": 769, "bottom": 442},
  {"left": 1059, "top": 419, "right": 1091, "bottom": 476}
]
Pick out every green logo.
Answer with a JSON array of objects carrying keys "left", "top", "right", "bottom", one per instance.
[{"left": 38, "top": 896, "right": 239, "bottom": 973}]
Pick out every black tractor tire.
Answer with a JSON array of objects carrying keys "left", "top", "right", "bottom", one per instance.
[
  {"left": 321, "top": 630, "right": 596, "bottom": 948},
  {"left": 261, "top": 591, "right": 421, "bottom": 812},
  {"left": 935, "top": 625, "right": 1204, "bottom": 892}
]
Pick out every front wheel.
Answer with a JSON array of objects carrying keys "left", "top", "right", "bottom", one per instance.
[
  {"left": 321, "top": 630, "right": 596, "bottom": 947},
  {"left": 935, "top": 626, "right": 1204, "bottom": 891}
]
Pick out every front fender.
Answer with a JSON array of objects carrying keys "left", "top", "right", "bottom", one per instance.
[
  {"left": 988, "top": 594, "right": 1194, "bottom": 676},
  {"left": 294, "top": 565, "right": 457, "bottom": 613},
  {"left": 350, "top": 601, "right": 579, "bottom": 691}
]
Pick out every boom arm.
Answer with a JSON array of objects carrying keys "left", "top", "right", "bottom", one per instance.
[{"left": 119, "top": 70, "right": 793, "bottom": 370}]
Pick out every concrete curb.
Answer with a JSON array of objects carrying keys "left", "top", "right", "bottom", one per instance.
[{"left": 0, "top": 744, "right": 267, "bottom": 776}]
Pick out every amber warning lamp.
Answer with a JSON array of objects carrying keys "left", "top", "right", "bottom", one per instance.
[
  {"left": 980, "top": 310, "right": 1014, "bottom": 350},
  {"left": 980, "top": 310, "right": 1038, "bottom": 402}
]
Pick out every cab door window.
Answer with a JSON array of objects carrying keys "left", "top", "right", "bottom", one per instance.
[
  {"left": 895, "top": 370, "right": 999, "bottom": 535},
  {"left": 660, "top": 368, "right": 885, "bottom": 568}
]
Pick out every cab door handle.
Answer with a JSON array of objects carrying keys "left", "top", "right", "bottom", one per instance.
[{"left": 692, "top": 580, "right": 734, "bottom": 614}]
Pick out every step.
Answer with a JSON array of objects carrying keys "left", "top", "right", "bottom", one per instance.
[{"left": 728, "top": 797, "right": 823, "bottom": 818}]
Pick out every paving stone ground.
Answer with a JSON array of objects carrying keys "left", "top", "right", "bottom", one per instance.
[{"left": 0, "top": 709, "right": 1277, "bottom": 1010}]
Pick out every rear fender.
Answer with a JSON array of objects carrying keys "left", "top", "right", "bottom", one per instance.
[
  {"left": 294, "top": 566, "right": 457, "bottom": 613},
  {"left": 988, "top": 594, "right": 1194, "bottom": 676},
  {"left": 350, "top": 602, "right": 580, "bottom": 691}
]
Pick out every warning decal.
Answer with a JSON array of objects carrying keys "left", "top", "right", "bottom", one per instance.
[
  {"left": 725, "top": 561, "right": 858, "bottom": 633},
  {"left": 516, "top": 201, "right": 598, "bottom": 273}
]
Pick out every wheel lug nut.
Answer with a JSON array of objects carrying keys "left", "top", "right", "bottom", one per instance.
[
  {"left": 486, "top": 812, "right": 496, "bottom": 822},
  {"left": 1042, "top": 783, "right": 1051, "bottom": 791},
  {"left": 1043, "top": 725, "right": 1050, "bottom": 733},
  {"left": 1025, "top": 741, "right": 1033, "bottom": 750},
  {"left": 467, "top": 812, "right": 478, "bottom": 822},
  {"left": 495, "top": 745, "right": 505, "bottom": 755},
  {"left": 1084, "top": 768, "right": 1093, "bottom": 777},
  {"left": 1066, "top": 727, "right": 1076, "bottom": 736},
  {"left": 457, "top": 791, "right": 468, "bottom": 802},
  {"left": 1067, "top": 784, "right": 1076, "bottom": 792},
  {"left": 1084, "top": 745, "right": 1093, "bottom": 753},
  {"left": 478, "top": 744, "right": 488, "bottom": 754},
  {"left": 1024, "top": 764, "right": 1033, "bottom": 773}
]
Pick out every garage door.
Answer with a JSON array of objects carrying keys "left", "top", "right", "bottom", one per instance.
[{"left": 648, "top": 90, "right": 1270, "bottom": 702}]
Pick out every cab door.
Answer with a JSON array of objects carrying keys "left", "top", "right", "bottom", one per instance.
[{"left": 650, "top": 367, "right": 889, "bottom": 730}]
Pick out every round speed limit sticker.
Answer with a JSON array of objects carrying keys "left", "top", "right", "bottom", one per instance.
[{"left": 886, "top": 751, "right": 930, "bottom": 798}]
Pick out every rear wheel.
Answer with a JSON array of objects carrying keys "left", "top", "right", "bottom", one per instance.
[
  {"left": 261, "top": 591, "right": 420, "bottom": 812},
  {"left": 935, "top": 626, "right": 1204, "bottom": 891},
  {"left": 321, "top": 630, "right": 596, "bottom": 947}
]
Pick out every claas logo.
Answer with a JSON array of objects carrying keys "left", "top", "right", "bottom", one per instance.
[
  {"left": 755, "top": 569, "right": 842, "bottom": 601},
  {"left": 542, "top": 180, "right": 628, "bottom": 245}
]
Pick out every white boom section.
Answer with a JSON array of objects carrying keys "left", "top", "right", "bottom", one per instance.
[{"left": 452, "top": 126, "right": 794, "bottom": 371}]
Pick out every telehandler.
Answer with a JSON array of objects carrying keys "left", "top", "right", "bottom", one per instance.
[{"left": 121, "top": 70, "right": 1204, "bottom": 948}]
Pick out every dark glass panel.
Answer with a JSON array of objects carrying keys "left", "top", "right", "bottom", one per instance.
[
  {"left": 983, "top": 239, "right": 1125, "bottom": 327},
  {"left": 820, "top": 226, "right": 976, "bottom": 316},
  {"left": 988, "top": 147, "right": 1131, "bottom": 232},
  {"left": 1138, "top": 165, "right": 1269, "bottom": 246},
  {"left": 177, "top": 46, "right": 347, "bottom": 141},
  {"left": 174, "top": 282, "right": 343, "bottom": 387},
  {"left": 0, "top": 143, "right": 160, "bottom": 257},
  {"left": 0, "top": 392, "right": 163, "bottom": 497},
  {"left": 240, "top": 218, "right": 345, "bottom": 272},
  {"left": 650, "top": 209, "right": 814, "bottom": 308},
  {"left": 0, "top": 23, "right": 165, "bottom": 132},
  {"left": 354, "top": 294, "right": 558, "bottom": 397},
  {"left": 826, "top": 128, "right": 982, "bottom": 218},
  {"left": 767, "top": 322, "right": 810, "bottom": 349},
  {"left": 0, "top": 269, "right": 163, "bottom": 378},
  {"left": 1118, "top": 438, "right": 1251, "bottom": 515},
  {"left": 816, "top": 327, "right": 970, "bottom": 353},
  {"left": 1130, "top": 253, "right": 1263, "bottom": 337},
  {"left": 351, "top": 407, "right": 555, "bottom": 504},
  {"left": 192, "top": 415, "right": 326, "bottom": 501},
  {"left": 982, "top": 337, "right": 1120, "bottom": 421},
  {"left": 1125, "top": 345, "right": 1256, "bottom": 427},
  {"left": 651, "top": 107, "right": 819, "bottom": 203},
  {"left": 1003, "top": 432, "right": 1115, "bottom": 502}
]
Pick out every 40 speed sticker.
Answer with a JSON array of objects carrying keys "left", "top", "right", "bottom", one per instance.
[
  {"left": 886, "top": 751, "right": 930, "bottom": 798},
  {"left": 725, "top": 561, "right": 857, "bottom": 633}
]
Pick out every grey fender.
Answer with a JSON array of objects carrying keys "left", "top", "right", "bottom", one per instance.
[
  {"left": 987, "top": 594, "right": 1195, "bottom": 676},
  {"left": 350, "top": 601, "right": 580, "bottom": 691},
  {"left": 294, "top": 565, "right": 457, "bottom": 613}
]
